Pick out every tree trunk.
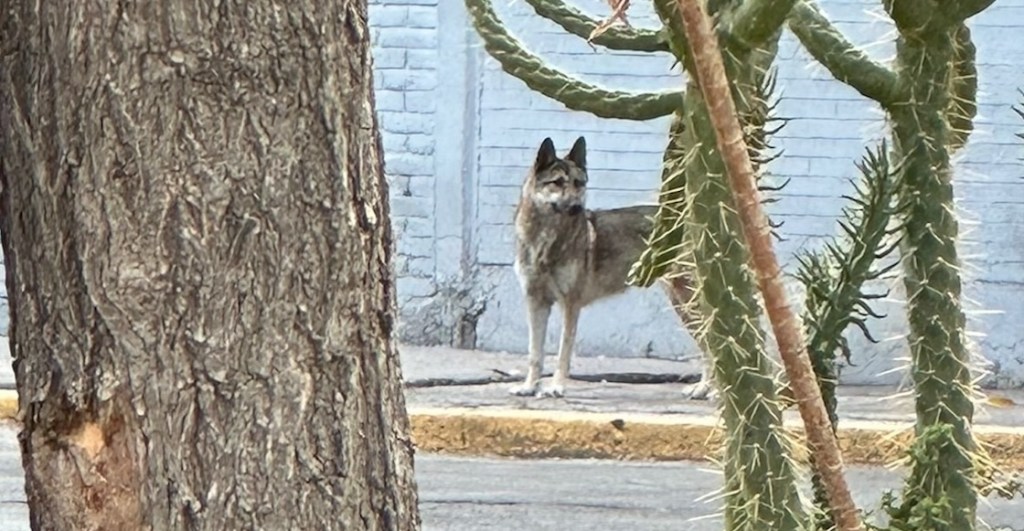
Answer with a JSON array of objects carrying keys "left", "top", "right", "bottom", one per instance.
[{"left": 0, "top": 1, "right": 420, "bottom": 530}]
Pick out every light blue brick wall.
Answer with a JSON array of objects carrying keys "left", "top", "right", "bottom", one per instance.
[
  {"left": 0, "top": 1, "right": 1020, "bottom": 388},
  {"left": 367, "top": 0, "right": 1024, "bottom": 387},
  {"left": 369, "top": 0, "right": 443, "bottom": 331}
]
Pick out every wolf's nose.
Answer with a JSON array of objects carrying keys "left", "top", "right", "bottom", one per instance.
[{"left": 567, "top": 204, "right": 584, "bottom": 215}]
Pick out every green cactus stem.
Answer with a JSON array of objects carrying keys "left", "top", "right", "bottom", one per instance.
[
  {"left": 464, "top": 0, "right": 683, "bottom": 120},
  {"left": 787, "top": 0, "right": 902, "bottom": 106},
  {"left": 655, "top": 0, "right": 700, "bottom": 78},
  {"left": 633, "top": 0, "right": 787, "bottom": 287},
  {"left": 522, "top": 0, "right": 669, "bottom": 52},
  {"left": 947, "top": 24, "right": 978, "bottom": 152},
  {"left": 661, "top": 2, "right": 806, "bottom": 527},
  {"left": 797, "top": 145, "right": 901, "bottom": 432},
  {"left": 684, "top": 86, "right": 807, "bottom": 531},
  {"left": 946, "top": 0, "right": 997, "bottom": 22},
  {"left": 722, "top": 0, "right": 798, "bottom": 48},
  {"left": 796, "top": 144, "right": 902, "bottom": 529},
  {"left": 788, "top": 2, "right": 992, "bottom": 527},
  {"left": 630, "top": 112, "right": 692, "bottom": 287},
  {"left": 889, "top": 31, "right": 978, "bottom": 529}
]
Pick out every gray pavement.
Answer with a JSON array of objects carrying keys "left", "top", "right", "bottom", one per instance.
[
  {"left": 418, "top": 455, "right": 1024, "bottom": 531},
  {"left": 0, "top": 422, "right": 1019, "bottom": 530}
]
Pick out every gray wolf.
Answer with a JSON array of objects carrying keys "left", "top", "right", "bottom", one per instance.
[{"left": 510, "top": 136, "right": 711, "bottom": 399}]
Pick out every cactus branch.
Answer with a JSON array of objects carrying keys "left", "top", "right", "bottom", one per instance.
[
  {"left": 675, "top": 0, "right": 861, "bottom": 528},
  {"left": 653, "top": 0, "right": 694, "bottom": 65},
  {"left": 787, "top": 0, "right": 903, "bottom": 107},
  {"left": 797, "top": 144, "right": 902, "bottom": 530},
  {"left": 888, "top": 30, "right": 979, "bottom": 529},
  {"left": 465, "top": 0, "right": 683, "bottom": 120},
  {"left": 883, "top": 0, "right": 988, "bottom": 34},
  {"left": 629, "top": 113, "right": 691, "bottom": 287},
  {"left": 947, "top": 23, "right": 977, "bottom": 152},
  {"left": 798, "top": 143, "right": 901, "bottom": 431},
  {"left": 727, "top": 0, "right": 798, "bottom": 49},
  {"left": 523, "top": 0, "right": 669, "bottom": 52}
]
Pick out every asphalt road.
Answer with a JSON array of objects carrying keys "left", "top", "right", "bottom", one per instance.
[
  {"left": 417, "top": 455, "right": 1023, "bottom": 531},
  {"left": 0, "top": 423, "right": 1020, "bottom": 530}
]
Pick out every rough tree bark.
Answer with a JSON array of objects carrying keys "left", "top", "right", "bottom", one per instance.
[{"left": 0, "top": 1, "right": 421, "bottom": 530}]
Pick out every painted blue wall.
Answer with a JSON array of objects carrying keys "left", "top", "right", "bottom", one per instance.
[{"left": 369, "top": 0, "right": 1024, "bottom": 387}]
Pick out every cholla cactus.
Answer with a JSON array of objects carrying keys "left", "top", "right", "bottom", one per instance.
[
  {"left": 465, "top": 0, "right": 817, "bottom": 528},
  {"left": 790, "top": 3, "right": 993, "bottom": 529},
  {"left": 466, "top": 0, "right": 992, "bottom": 528}
]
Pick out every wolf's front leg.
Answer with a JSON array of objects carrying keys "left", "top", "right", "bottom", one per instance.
[
  {"left": 538, "top": 303, "right": 580, "bottom": 398},
  {"left": 510, "top": 299, "right": 551, "bottom": 396}
]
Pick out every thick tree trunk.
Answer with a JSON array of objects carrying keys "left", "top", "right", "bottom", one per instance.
[{"left": 0, "top": 1, "right": 420, "bottom": 530}]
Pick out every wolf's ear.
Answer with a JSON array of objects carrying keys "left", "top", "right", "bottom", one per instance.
[
  {"left": 566, "top": 136, "right": 586, "bottom": 170},
  {"left": 534, "top": 137, "right": 557, "bottom": 169}
]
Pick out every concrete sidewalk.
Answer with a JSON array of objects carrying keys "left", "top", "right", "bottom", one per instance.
[
  {"left": 0, "top": 343, "right": 1020, "bottom": 467},
  {"left": 399, "top": 345, "right": 1024, "bottom": 468}
]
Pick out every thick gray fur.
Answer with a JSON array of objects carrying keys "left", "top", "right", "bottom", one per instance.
[{"left": 510, "top": 136, "right": 713, "bottom": 399}]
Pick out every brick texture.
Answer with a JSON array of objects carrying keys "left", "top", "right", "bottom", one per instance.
[
  {"left": 1, "top": 1, "right": 1023, "bottom": 387},
  {"left": 369, "top": 0, "right": 439, "bottom": 308}
]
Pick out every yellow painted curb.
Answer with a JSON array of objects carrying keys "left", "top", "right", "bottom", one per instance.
[
  {"left": 409, "top": 407, "right": 1024, "bottom": 470},
  {"left": 1, "top": 389, "right": 1020, "bottom": 470}
]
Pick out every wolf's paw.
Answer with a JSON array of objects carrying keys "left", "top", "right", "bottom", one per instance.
[
  {"left": 509, "top": 381, "right": 540, "bottom": 397},
  {"left": 684, "top": 380, "right": 716, "bottom": 401},
  {"left": 536, "top": 382, "right": 565, "bottom": 398}
]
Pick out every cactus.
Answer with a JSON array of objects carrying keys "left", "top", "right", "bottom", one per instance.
[
  {"left": 464, "top": 0, "right": 682, "bottom": 120},
  {"left": 464, "top": 0, "right": 845, "bottom": 528},
  {"left": 795, "top": 143, "right": 903, "bottom": 529},
  {"left": 674, "top": 0, "right": 865, "bottom": 527},
  {"left": 466, "top": 0, "right": 993, "bottom": 528},
  {"left": 788, "top": 1, "right": 993, "bottom": 529}
]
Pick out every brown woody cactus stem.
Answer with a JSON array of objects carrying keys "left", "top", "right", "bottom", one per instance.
[{"left": 673, "top": 0, "right": 863, "bottom": 529}]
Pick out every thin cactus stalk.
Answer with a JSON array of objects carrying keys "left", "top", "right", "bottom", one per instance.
[
  {"left": 631, "top": 112, "right": 692, "bottom": 286},
  {"left": 788, "top": 2, "right": 995, "bottom": 529},
  {"left": 676, "top": 72, "right": 807, "bottom": 531},
  {"left": 889, "top": 34, "right": 977, "bottom": 530},
  {"left": 651, "top": 0, "right": 812, "bottom": 527},
  {"left": 796, "top": 145, "right": 902, "bottom": 435},
  {"left": 796, "top": 144, "right": 903, "bottom": 529},
  {"left": 464, "top": 0, "right": 682, "bottom": 120},
  {"left": 948, "top": 24, "right": 978, "bottom": 152}
]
